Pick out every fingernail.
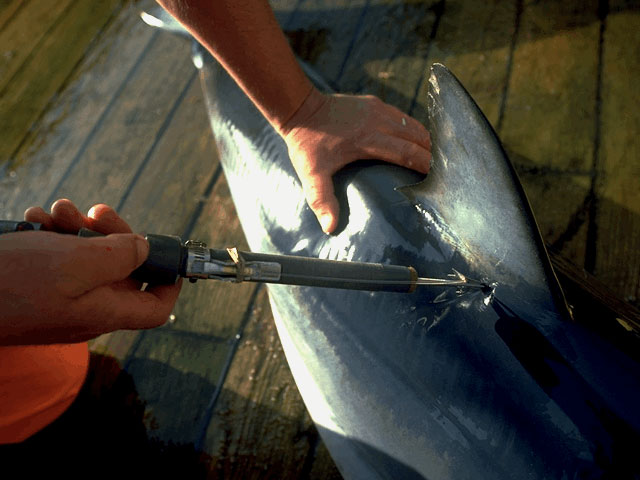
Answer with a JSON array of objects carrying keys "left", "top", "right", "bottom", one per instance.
[{"left": 319, "top": 214, "right": 332, "bottom": 234}]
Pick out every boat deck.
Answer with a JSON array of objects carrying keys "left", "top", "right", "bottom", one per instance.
[{"left": 1, "top": 0, "right": 638, "bottom": 476}]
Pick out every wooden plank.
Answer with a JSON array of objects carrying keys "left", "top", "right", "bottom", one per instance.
[
  {"left": 91, "top": 152, "right": 248, "bottom": 445},
  {"left": 125, "top": 328, "right": 231, "bottom": 444},
  {"left": 0, "top": 0, "right": 123, "bottom": 164},
  {"left": 0, "top": 0, "right": 72, "bottom": 95},
  {"left": 105, "top": 194, "right": 258, "bottom": 452},
  {"left": 90, "top": 75, "right": 222, "bottom": 361},
  {"left": 4, "top": 0, "right": 176, "bottom": 363},
  {"left": 0, "top": 0, "right": 238, "bottom": 455},
  {"left": 201, "top": 287, "right": 341, "bottom": 478},
  {"left": 519, "top": 171, "right": 592, "bottom": 267},
  {"left": 336, "top": 0, "right": 516, "bottom": 123},
  {"left": 308, "top": 441, "right": 344, "bottom": 479},
  {"left": 92, "top": 88, "right": 255, "bottom": 358},
  {"left": 499, "top": 0, "right": 600, "bottom": 172},
  {"left": 594, "top": 8, "right": 640, "bottom": 303},
  {"left": 497, "top": 0, "right": 600, "bottom": 268},
  {"left": 279, "top": 0, "right": 369, "bottom": 85},
  {"left": 336, "top": 0, "right": 439, "bottom": 113},
  {"left": 0, "top": 0, "right": 157, "bottom": 219},
  {"left": 416, "top": 0, "right": 518, "bottom": 127},
  {"left": 115, "top": 78, "right": 220, "bottom": 235},
  {"left": 51, "top": 31, "right": 194, "bottom": 212},
  {"left": 0, "top": 0, "right": 27, "bottom": 33},
  {"left": 166, "top": 174, "right": 259, "bottom": 339}
]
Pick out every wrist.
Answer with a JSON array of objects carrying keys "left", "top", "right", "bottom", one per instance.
[{"left": 275, "top": 87, "right": 327, "bottom": 138}]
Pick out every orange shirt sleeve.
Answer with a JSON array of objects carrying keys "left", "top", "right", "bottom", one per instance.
[{"left": 0, "top": 342, "right": 89, "bottom": 443}]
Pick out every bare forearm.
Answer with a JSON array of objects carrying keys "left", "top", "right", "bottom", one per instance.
[
  {"left": 157, "top": 0, "right": 314, "bottom": 131},
  {"left": 156, "top": 0, "right": 431, "bottom": 236}
]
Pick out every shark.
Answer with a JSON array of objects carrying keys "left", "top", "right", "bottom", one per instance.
[{"left": 143, "top": 8, "right": 640, "bottom": 479}]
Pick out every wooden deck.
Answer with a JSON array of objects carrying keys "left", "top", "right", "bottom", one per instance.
[{"left": 1, "top": 0, "right": 638, "bottom": 476}]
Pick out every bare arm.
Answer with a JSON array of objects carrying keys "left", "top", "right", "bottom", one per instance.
[
  {"left": 157, "top": 0, "right": 431, "bottom": 233},
  {"left": 156, "top": 0, "right": 312, "bottom": 130}
]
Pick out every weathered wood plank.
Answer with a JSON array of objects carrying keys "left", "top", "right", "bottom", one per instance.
[
  {"left": 0, "top": 0, "right": 123, "bottom": 164},
  {"left": 594, "top": 8, "right": 640, "bottom": 304},
  {"left": 0, "top": 1, "right": 158, "bottom": 218},
  {"left": 0, "top": 0, "right": 27, "bottom": 32},
  {"left": 0, "top": 0, "right": 72, "bottom": 95},
  {"left": 89, "top": 125, "right": 248, "bottom": 444},
  {"left": 95, "top": 151, "right": 254, "bottom": 359},
  {"left": 0, "top": 0, "right": 156, "bottom": 219},
  {"left": 497, "top": 0, "right": 600, "bottom": 268},
  {"left": 89, "top": 76, "right": 221, "bottom": 362},
  {"left": 115, "top": 77, "right": 219, "bottom": 234},
  {"left": 499, "top": 0, "right": 600, "bottom": 172},
  {"left": 334, "top": 0, "right": 516, "bottom": 124},
  {"left": 334, "top": 0, "right": 439, "bottom": 114},
  {"left": 308, "top": 441, "right": 344, "bottom": 479},
  {"left": 201, "top": 287, "right": 341, "bottom": 479},
  {"left": 279, "top": 0, "right": 369, "bottom": 85},
  {"left": 167, "top": 174, "right": 259, "bottom": 339},
  {"left": 51, "top": 32, "right": 194, "bottom": 211},
  {"left": 125, "top": 328, "right": 231, "bottom": 444},
  {"left": 90, "top": 49, "right": 255, "bottom": 438},
  {"left": 3, "top": 1, "right": 179, "bottom": 365},
  {"left": 519, "top": 171, "right": 592, "bottom": 266},
  {"left": 416, "top": 0, "right": 518, "bottom": 127}
]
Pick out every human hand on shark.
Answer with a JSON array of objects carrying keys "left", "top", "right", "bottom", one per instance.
[
  {"left": 157, "top": 0, "right": 431, "bottom": 234},
  {"left": 278, "top": 88, "right": 431, "bottom": 234}
]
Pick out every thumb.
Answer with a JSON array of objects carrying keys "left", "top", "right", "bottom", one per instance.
[
  {"left": 303, "top": 174, "right": 340, "bottom": 234},
  {"left": 61, "top": 233, "right": 149, "bottom": 295}
]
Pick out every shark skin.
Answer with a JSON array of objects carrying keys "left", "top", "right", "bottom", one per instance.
[{"left": 143, "top": 9, "right": 640, "bottom": 479}]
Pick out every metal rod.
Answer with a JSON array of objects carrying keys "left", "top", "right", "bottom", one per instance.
[{"left": 415, "top": 277, "right": 486, "bottom": 288}]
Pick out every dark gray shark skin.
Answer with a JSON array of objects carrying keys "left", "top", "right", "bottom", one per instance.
[{"left": 144, "top": 10, "right": 640, "bottom": 479}]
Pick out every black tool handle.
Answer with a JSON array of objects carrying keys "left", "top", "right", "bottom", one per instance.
[
  {"left": 207, "top": 248, "right": 417, "bottom": 293},
  {"left": 78, "top": 228, "right": 184, "bottom": 285}
]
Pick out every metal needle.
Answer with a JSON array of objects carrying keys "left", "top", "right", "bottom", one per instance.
[{"left": 415, "top": 277, "right": 487, "bottom": 289}]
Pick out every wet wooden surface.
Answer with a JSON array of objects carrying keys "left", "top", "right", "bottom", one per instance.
[{"left": 1, "top": 0, "right": 639, "bottom": 477}]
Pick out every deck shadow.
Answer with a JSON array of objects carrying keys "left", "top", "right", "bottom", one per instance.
[
  {"left": 0, "top": 353, "right": 211, "bottom": 477},
  {"left": 0, "top": 352, "right": 344, "bottom": 479}
]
